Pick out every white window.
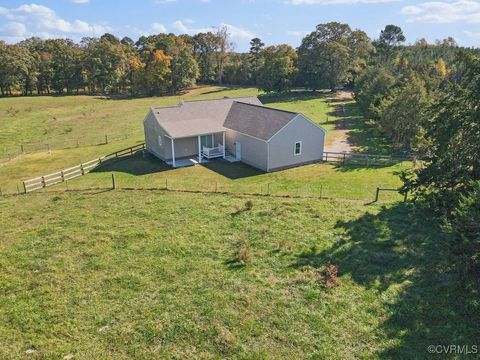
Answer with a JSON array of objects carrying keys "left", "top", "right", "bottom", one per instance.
[
  {"left": 158, "top": 136, "right": 163, "bottom": 146},
  {"left": 294, "top": 141, "right": 302, "bottom": 156}
]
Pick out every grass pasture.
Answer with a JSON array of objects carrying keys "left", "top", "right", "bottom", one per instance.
[
  {"left": 48, "top": 151, "right": 408, "bottom": 203},
  {"left": 1, "top": 191, "right": 479, "bottom": 359},
  {"left": 1, "top": 87, "right": 477, "bottom": 358}
]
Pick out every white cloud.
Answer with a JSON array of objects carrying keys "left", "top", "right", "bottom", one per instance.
[
  {"left": 287, "top": 0, "right": 402, "bottom": 4},
  {"left": 172, "top": 20, "right": 254, "bottom": 39},
  {"left": 401, "top": 1, "right": 480, "bottom": 23},
  {"left": 151, "top": 22, "right": 167, "bottom": 33},
  {"left": 0, "top": 21, "right": 28, "bottom": 42},
  {"left": 72, "top": 0, "right": 90, "bottom": 4},
  {"left": 224, "top": 23, "right": 255, "bottom": 39},
  {"left": 0, "top": 3, "right": 110, "bottom": 42},
  {"left": 172, "top": 20, "right": 194, "bottom": 33}
]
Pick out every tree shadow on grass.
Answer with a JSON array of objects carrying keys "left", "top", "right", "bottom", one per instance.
[
  {"left": 259, "top": 90, "right": 332, "bottom": 105},
  {"left": 328, "top": 102, "right": 395, "bottom": 156},
  {"left": 292, "top": 203, "right": 480, "bottom": 357}
]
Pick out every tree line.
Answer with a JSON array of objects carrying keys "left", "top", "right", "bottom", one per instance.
[{"left": 0, "top": 22, "right": 398, "bottom": 97}]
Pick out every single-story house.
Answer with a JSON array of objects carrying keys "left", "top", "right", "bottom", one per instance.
[{"left": 143, "top": 96, "right": 326, "bottom": 172}]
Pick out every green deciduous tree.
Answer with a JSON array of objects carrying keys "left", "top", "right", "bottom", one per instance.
[
  {"left": 403, "top": 52, "right": 480, "bottom": 207},
  {"left": 191, "top": 32, "right": 217, "bottom": 83},
  {"left": 257, "top": 45, "right": 297, "bottom": 93},
  {"left": 377, "top": 74, "right": 430, "bottom": 150},
  {"left": 298, "top": 22, "right": 371, "bottom": 91}
]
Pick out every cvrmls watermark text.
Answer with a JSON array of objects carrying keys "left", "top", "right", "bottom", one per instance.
[{"left": 428, "top": 345, "right": 478, "bottom": 355}]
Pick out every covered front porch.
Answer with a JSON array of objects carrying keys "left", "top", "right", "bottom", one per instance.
[{"left": 167, "top": 131, "right": 226, "bottom": 168}]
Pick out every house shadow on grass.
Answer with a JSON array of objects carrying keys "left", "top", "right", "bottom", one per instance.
[
  {"left": 202, "top": 160, "right": 264, "bottom": 180},
  {"left": 93, "top": 151, "right": 171, "bottom": 176},
  {"left": 292, "top": 203, "right": 480, "bottom": 357},
  {"left": 92, "top": 152, "right": 264, "bottom": 180}
]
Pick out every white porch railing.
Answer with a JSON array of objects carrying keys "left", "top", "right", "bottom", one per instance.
[{"left": 202, "top": 144, "right": 224, "bottom": 159}]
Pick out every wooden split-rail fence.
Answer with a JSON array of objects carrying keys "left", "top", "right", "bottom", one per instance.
[
  {"left": 22, "top": 143, "right": 145, "bottom": 193},
  {"left": 322, "top": 151, "right": 415, "bottom": 165}
]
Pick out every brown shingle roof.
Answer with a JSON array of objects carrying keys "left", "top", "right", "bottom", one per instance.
[
  {"left": 151, "top": 97, "right": 263, "bottom": 138},
  {"left": 223, "top": 102, "right": 298, "bottom": 141}
]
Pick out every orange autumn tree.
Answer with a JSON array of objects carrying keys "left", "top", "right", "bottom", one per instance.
[{"left": 144, "top": 49, "right": 172, "bottom": 95}]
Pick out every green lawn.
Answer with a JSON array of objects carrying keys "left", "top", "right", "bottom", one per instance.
[
  {"left": 1, "top": 190, "right": 478, "bottom": 359},
  {"left": 47, "top": 151, "right": 408, "bottom": 203},
  {"left": 2, "top": 87, "right": 473, "bottom": 359}
]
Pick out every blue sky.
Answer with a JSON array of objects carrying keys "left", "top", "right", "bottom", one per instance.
[{"left": 0, "top": 0, "right": 479, "bottom": 51}]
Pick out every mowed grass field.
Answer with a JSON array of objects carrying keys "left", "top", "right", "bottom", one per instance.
[
  {"left": 2, "top": 87, "right": 477, "bottom": 358},
  {"left": 1, "top": 191, "right": 478, "bottom": 359}
]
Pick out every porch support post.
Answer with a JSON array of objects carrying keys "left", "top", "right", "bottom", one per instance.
[
  {"left": 222, "top": 132, "right": 226, "bottom": 159},
  {"left": 198, "top": 135, "right": 202, "bottom": 164},
  {"left": 171, "top": 137, "right": 176, "bottom": 168}
]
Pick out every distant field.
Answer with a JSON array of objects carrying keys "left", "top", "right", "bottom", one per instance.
[
  {"left": 1, "top": 190, "right": 477, "bottom": 359},
  {"left": 0, "top": 86, "right": 341, "bottom": 157}
]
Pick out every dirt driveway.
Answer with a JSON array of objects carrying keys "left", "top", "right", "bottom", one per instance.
[{"left": 325, "top": 91, "right": 356, "bottom": 153}]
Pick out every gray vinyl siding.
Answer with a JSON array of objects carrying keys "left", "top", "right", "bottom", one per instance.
[
  {"left": 225, "top": 129, "right": 268, "bottom": 171},
  {"left": 145, "top": 110, "right": 226, "bottom": 161},
  {"left": 267, "top": 115, "right": 325, "bottom": 171},
  {"left": 144, "top": 110, "right": 169, "bottom": 160}
]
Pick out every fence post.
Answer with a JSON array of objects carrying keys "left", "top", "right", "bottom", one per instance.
[
  {"left": 20, "top": 144, "right": 24, "bottom": 153},
  {"left": 375, "top": 187, "right": 380, "bottom": 202},
  {"left": 320, "top": 185, "right": 323, "bottom": 199},
  {"left": 0, "top": 187, "right": 2, "bottom": 196},
  {"left": 267, "top": 183, "right": 270, "bottom": 196},
  {"left": 22, "top": 182, "right": 26, "bottom": 194},
  {"left": 61, "top": 170, "right": 64, "bottom": 182},
  {"left": 111, "top": 173, "right": 116, "bottom": 190},
  {"left": 325, "top": 153, "right": 328, "bottom": 162},
  {"left": 16, "top": 184, "right": 20, "bottom": 194},
  {"left": 80, "top": 164, "right": 84, "bottom": 175},
  {"left": 403, "top": 191, "right": 408, "bottom": 202},
  {"left": 41, "top": 176, "right": 46, "bottom": 188},
  {"left": 105, "top": 135, "right": 108, "bottom": 144},
  {"left": 165, "top": 178, "right": 168, "bottom": 190},
  {"left": 76, "top": 139, "right": 79, "bottom": 148}
]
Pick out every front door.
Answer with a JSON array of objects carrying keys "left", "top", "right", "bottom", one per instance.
[{"left": 235, "top": 142, "right": 241, "bottom": 160}]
